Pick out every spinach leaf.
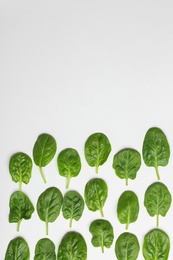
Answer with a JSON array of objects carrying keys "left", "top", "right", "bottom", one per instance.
[
  {"left": 143, "top": 228, "right": 170, "bottom": 260},
  {"left": 144, "top": 182, "right": 172, "bottom": 227},
  {"left": 9, "top": 191, "right": 34, "bottom": 232},
  {"left": 115, "top": 232, "right": 140, "bottom": 260},
  {"left": 117, "top": 190, "right": 139, "bottom": 229},
  {"left": 34, "top": 238, "right": 56, "bottom": 260},
  {"left": 4, "top": 236, "right": 30, "bottom": 260},
  {"left": 89, "top": 219, "right": 114, "bottom": 253},
  {"left": 33, "top": 133, "right": 57, "bottom": 183},
  {"left": 112, "top": 148, "right": 141, "bottom": 185},
  {"left": 84, "top": 132, "right": 111, "bottom": 173},
  {"left": 57, "top": 231, "right": 87, "bottom": 260},
  {"left": 36, "top": 186, "right": 63, "bottom": 235},
  {"left": 142, "top": 127, "right": 170, "bottom": 180},
  {"left": 84, "top": 178, "right": 108, "bottom": 217},
  {"left": 57, "top": 148, "right": 81, "bottom": 189},
  {"left": 62, "top": 190, "right": 84, "bottom": 227},
  {"left": 9, "top": 152, "right": 32, "bottom": 190}
]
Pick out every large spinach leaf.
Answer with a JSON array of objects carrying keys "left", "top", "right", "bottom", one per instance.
[
  {"left": 89, "top": 219, "right": 114, "bottom": 253},
  {"left": 142, "top": 127, "right": 170, "bottom": 180},
  {"left": 9, "top": 191, "right": 34, "bottom": 232},
  {"left": 57, "top": 231, "right": 87, "bottom": 260},
  {"left": 57, "top": 148, "right": 81, "bottom": 188},
  {"left": 84, "top": 132, "right": 111, "bottom": 173},
  {"left": 112, "top": 148, "right": 141, "bottom": 185},
  {"left": 4, "top": 236, "right": 30, "bottom": 260},
  {"left": 143, "top": 228, "right": 170, "bottom": 260},
  {"left": 62, "top": 190, "right": 84, "bottom": 227},
  {"left": 9, "top": 152, "right": 32, "bottom": 190},
  {"left": 115, "top": 232, "right": 140, "bottom": 260},
  {"left": 117, "top": 190, "right": 139, "bottom": 229},
  {"left": 144, "top": 182, "right": 172, "bottom": 227},
  {"left": 33, "top": 133, "right": 57, "bottom": 183},
  {"left": 36, "top": 186, "right": 63, "bottom": 235},
  {"left": 84, "top": 178, "right": 108, "bottom": 217},
  {"left": 34, "top": 238, "right": 56, "bottom": 260}
]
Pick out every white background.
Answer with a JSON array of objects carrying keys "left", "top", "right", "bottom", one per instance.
[{"left": 1, "top": 1, "right": 173, "bottom": 259}]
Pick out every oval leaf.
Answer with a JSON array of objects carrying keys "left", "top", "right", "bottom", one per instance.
[
  {"left": 34, "top": 238, "right": 56, "bottom": 260},
  {"left": 5, "top": 236, "right": 30, "bottom": 260}
]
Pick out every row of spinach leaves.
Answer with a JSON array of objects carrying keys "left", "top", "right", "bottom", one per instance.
[{"left": 5, "top": 127, "right": 172, "bottom": 259}]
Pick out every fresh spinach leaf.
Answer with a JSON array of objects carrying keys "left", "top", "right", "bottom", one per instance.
[
  {"left": 115, "top": 232, "right": 140, "bottom": 260},
  {"left": 4, "top": 236, "right": 30, "bottom": 260},
  {"left": 143, "top": 228, "right": 170, "bottom": 260},
  {"left": 62, "top": 190, "right": 84, "bottom": 227},
  {"left": 84, "top": 132, "right": 111, "bottom": 173},
  {"left": 89, "top": 219, "right": 114, "bottom": 253},
  {"left": 34, "top": 238, "right": 56, "bottom": 260},
  {"left": 144, "top": 182, "right": 172, "bottom": 227},
  {"left": 36, "top": 186, "right": 63, "bottom": 235},
  {"left": 142, "top": 127, "right": 170, "bottom": 180},
  {"left": 9, "top": 191, "right": 34, "bottom": 232},
  {"left": 117, "top": 190, "right": 139, "bottom": 229},
  {"left": 9, "top": 152, "right": 32, "bottom": 190},
  {"left": 57, "top": 148, "right": 81, "bottom": 189},
  {"left": 84, "top": 178, "right": 108, "bottom": 217},
  {"left": 33, "top": 133, "right": 57, "bottom": 183},
  {"left": 57, "top": 231, "right": 87, "bottom": 260},
  {"left": 112, "top": 148, "right": 141, "bottom": 185}
]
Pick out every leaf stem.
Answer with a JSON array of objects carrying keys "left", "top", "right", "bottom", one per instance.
[
  {"left": 19, "top": 180, "right": 22, "bottom": 191},
  {"left": 66, "top": 176, "right": 71, "bottom": 189},
  {"left": 17, "top": 219, "right": 21, "bottom": 232},
  {"left": 101, "top": 244, "right": 104, "bottom": 253},
  {"left": 156, "top": 214, "right": 159, "bottom": 227},
  {"left": 46, "top": 220, "right": 49, "bottom": 235},
  {"left": 100, "top": 207, "right": 104, "bottom": 217},
  {"left": 70, "top": 217, "right": 73, "bottom": 228},
  {"left": 155, "top": 165, "right": 160, "bottom": 180},
  {"left": 95, "top": 164, "right": 99, "bottom": 174},
  {"left": 125, "top": 177, "right": 128, "bottom": 186},
  {"left": 125, "top": 221, "right": 129, "bottom": 230},
  {"left": 39, "top": 167, "right": 47, "bottom": 183}
]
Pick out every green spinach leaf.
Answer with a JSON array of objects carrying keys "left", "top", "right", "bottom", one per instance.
[
  {"left": 36, "top": 186, "right": 63, "bottom": 235},
  {"left": 57, "top": 148, "right": 81, "bottom": 188},
  {"left": 57, "top": 231, "right": 87, "bottom": 260},
  {"left": 143, "top": 228, "right": 170, "bottom": 260},
  {"left": 117, "top": 190, "right": 139, "bottom": 229},
  {"left": 142, "top": 127, "right": 170, "bottom": 180},
  {"left": 34, "top": 238, "right": 56, "bottom": 260},
  {"left": 9, "top": 152, "right": 32, "bottom": 190},
  {"left": 9, "top": 191, "right": 34, "bottom": 232},
  {"left": 62, "top": 190, "right": 84, "bottom": 227},
  {"left": 84, "top": 178, "right": 108, "bottom": 217},
  {"left": 84, "top": 132, "right": 111, "bottom": 173},
  {"left": 112, "top": 148, "right": 141, "bottom": 185},
  {"left": 33, "top": 133, "right": 57, "bottom": 183},
  {"left": 115, "top": 232, "right": 140, "bottom": 260},
  {"left": 89, "top": 219, "right": 114, "bottom": 253},
  {"left": 144, "top": 182, "right": 172, "bottom": 227},
  {"left": 4, "top": 236, "right": 30, "bottom": 260}
]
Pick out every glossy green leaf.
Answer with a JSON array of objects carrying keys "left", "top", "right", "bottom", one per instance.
[
  {"left": 112, "top": 148, "right": 141, "bottom": 185},
  {"left": 142, "top": 127, "right": 170, "bottom": 180},
  {"left": 57, "top": 148, "right": 81, "bottom": 188},
  {"left": 34, "top": 238, "right": 56, "bottom": 260},
  {"left": 84, "top": 132, "right": 111, "bottom": 173},
  {"left": 143, "top": 228, "right": 170, "bottom": 260},
  {"left": 115, "top": 232, "right": 140, "bottom": 260},
  {"left": 144, "top": 182, "right": 172, "bottom": 227},
  {"left": 89, "top": 219, "right": 114, "bottom": 253}
]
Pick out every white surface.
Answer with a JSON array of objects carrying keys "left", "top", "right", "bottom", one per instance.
[{"left": 1, "top": 1, "right": 173, "bottom": 259}]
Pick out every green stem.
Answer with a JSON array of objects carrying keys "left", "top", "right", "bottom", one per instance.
[
  {"left": 19, "top": 180, "right": 22, "bottom": 191},
  {"left": 95, "top": 164, "right": 99, "bottom": 174},
  {"left": 125, "top": 221, "right": 129, "bottom": 230},
  {"left": 101, "top": 244, "right": 104, "bottom": 253},
  {"left": 125, "top": 177, "right": 128, "bottom": 186},
  {"left": 100, "top": 207, "right": 104, "bottom": 217},
  {"left": 70, "top": 217, "right": 73, "bottom": 228},
  {"left": 155, "top": 165, "right": 160, "bottom": 180},
  {"left": 46, "top": 220, "right": 49, "bottom": 235},
  {"left": 156, "top": 214, "right": 159, "bottom": 227},
  {"left": 17, "top": 220, "right": 21, "bottom": 232},
  {"left": 66, "top": 176, "right": 71, "bottom": 189},
  {"left": 39, "top": 167, "right": 47, "bottom": 183}
]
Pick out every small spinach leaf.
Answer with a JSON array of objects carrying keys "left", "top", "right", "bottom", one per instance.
[
  {"left": 143, "top": 228, "right": 170, "bottom": 260},
  {"left": 115, "top": 232, "right": 140, "bottom": 260},
  {"left": 84, "top": 132, "right": 111, "bottom": 173},
  {"left": 57, "top": 148, "right": 81, "bottom": 188},
  {"left": 33, "top": 133, "right": 57, "bottom": 183},
  {"left": 62, "top": 190, "right": 84, "bottom": 227},
  {"left": 84, "top": 178, "right": 108, "bottom": 217},
  {"left": 89, "top": 219, "right": 114, "bottom": 253},
  {"left": 9, "top": 191, "right": 34, "bottom": 232},
  {"left": 34, "top": 238, "right": 56, "bottom": 260},
  {"left": 117, "top": 190, "right": 139, "bottom": 229},
  {"left": 57, "top": 231, "right": 87, "bottom": 260},
  {"left": 112, "top": 148, "right": 141, "bottom": 185},
  {"left": 36, "top": 186, "right": 63, "bottom": 235},
  {"left": 142, "top": 127, "right": 170, "bottom": 180},
  {"left": 5, "top": 236, "right": 30, "bottom": 260},
  {"left": 144, "top": 182, "right": 172, "bottom": 227}
]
